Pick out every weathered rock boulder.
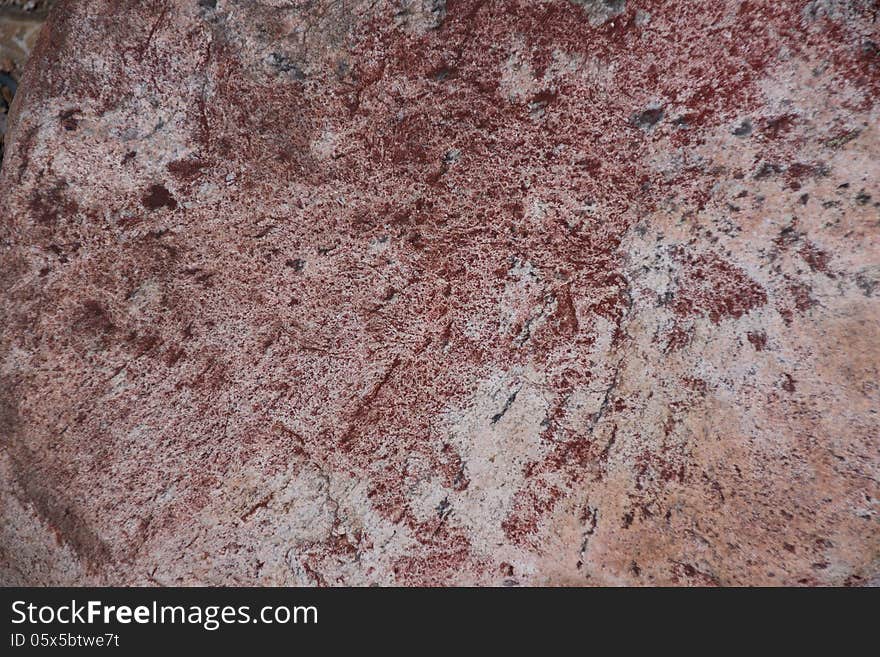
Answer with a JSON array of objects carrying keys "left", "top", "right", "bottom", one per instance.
[{"left": 1, "top": 0, "right": 878, "bottom": 585}]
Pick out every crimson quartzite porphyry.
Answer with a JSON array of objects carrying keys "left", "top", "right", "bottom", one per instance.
[{"left": 0, "top": 0, "right": 878, "bottom": 586}]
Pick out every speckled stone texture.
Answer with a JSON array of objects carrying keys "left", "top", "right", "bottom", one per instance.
[{"left": 1, "top": 0, "right": 878, "bottom": 586}]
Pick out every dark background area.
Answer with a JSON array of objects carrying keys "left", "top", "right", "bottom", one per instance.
[{"left": 0, "top": 0, "right": 54, "bottom": 161}]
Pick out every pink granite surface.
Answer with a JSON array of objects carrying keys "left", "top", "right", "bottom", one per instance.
[{"left": 0, "top": 0, "right": 878, "bottom": 586}]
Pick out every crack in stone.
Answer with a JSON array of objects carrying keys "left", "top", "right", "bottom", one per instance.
[{"left": 491, "top": 385, "right": 522, "bottom": 424}]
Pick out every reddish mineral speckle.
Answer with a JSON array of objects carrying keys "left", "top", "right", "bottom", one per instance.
[{"left": 0, "top": 0, "right": 878, "bottom": 586}]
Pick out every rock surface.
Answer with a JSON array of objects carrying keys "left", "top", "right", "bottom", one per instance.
[{"left": 1, "top": 0, "right": 878, "bottom": 586}]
